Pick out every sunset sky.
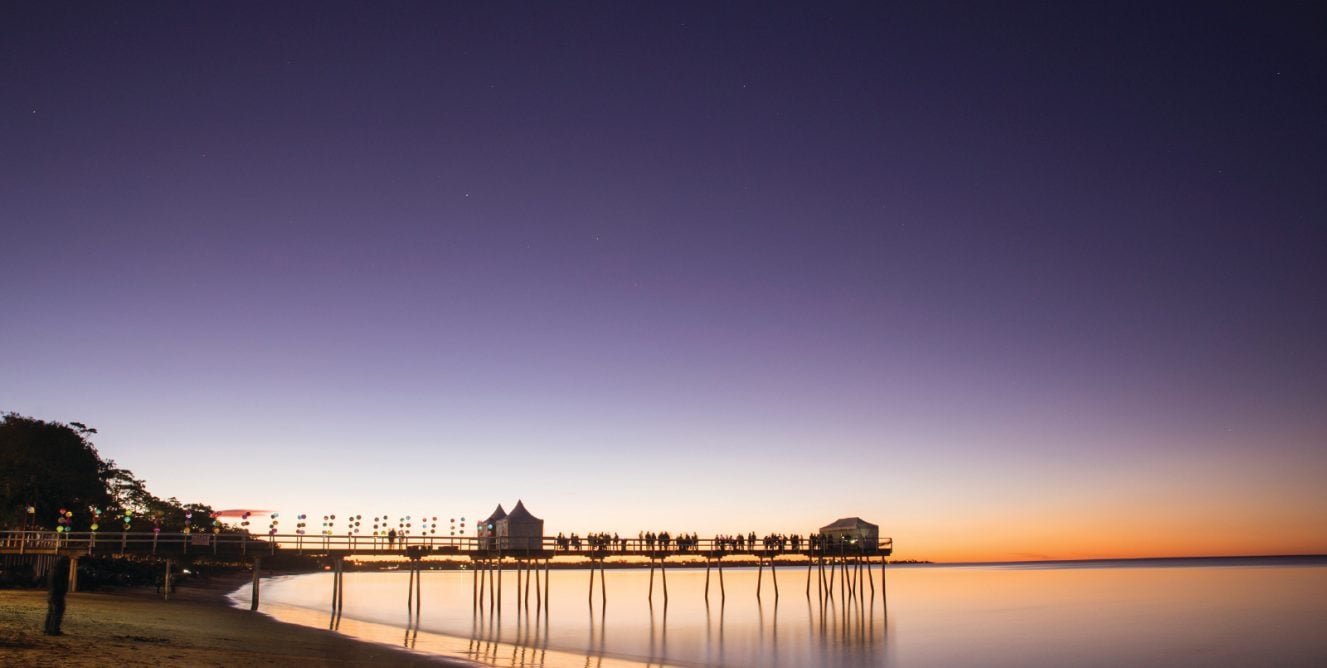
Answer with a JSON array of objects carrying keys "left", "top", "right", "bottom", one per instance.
[{"left": 3, "top": 3, "right": 1324, "bottom": 562}]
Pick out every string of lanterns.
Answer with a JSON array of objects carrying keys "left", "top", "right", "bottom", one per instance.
[{"left": 35, "top": 506, "right": 476, "bottom": 540}]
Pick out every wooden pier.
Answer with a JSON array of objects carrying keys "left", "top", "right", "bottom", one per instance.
[{"left": 1, "top": 529, "right": 893, "bottom": 612}]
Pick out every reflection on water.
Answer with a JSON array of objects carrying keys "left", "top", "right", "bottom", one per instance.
[{"left": 231, "top": 558, "right": 1327, "bottom": 667}]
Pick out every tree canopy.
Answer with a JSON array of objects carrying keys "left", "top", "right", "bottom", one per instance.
[{"left": 0, "top": 413, "right": 214, "bottom": 531}]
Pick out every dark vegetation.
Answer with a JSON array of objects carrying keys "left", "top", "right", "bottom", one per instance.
[{"left": 1, "top": 412, "right": 216, "bottom": 533}]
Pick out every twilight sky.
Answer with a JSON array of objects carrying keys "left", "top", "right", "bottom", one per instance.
[{"left": 3, "top": 2, "right": 1325, "bottom": 561}]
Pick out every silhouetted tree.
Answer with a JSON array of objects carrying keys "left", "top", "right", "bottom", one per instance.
[
  {"left": 1, "top": 412, "right": 216, "bottom": 530},
  {"left": 0, "top": 413, "right": 112, "bottom": 528}
]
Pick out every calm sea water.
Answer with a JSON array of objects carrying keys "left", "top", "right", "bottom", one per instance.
[{"left": 230, "top": 558, "right": 1327, "bottom": 667}]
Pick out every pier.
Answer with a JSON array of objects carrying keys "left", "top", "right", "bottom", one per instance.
[{"left": 0, "top": 528, "right": 893, "bottom": 613}]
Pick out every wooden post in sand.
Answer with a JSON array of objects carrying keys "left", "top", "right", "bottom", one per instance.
[
  {"left": 163, "top": 559, "right": 173, "bottom": 601},
  {"left": 250, "top": 556, "right": 262, "bottom": 610},
  {"left": 338, "top": 556, "right": 346, "bottom": 613},
  {"left": 68, "top": 556, "right": 79, "bottom": 593}
]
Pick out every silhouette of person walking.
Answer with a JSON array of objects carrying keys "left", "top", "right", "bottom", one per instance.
[{"left": 45, "top": 556, "right": 70, "bottom": 635}]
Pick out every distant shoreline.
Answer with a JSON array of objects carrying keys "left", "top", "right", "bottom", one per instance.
[
  {"left": 331, "top": 553, "right": 1324, "bottom": 572},
  {"left": 923, "top": 554, "right": 1327, "bottom": 568}
]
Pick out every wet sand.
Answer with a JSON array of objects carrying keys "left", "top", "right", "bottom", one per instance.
[{"left": 0, "top": 574, "right": 471, "bottom": 667}]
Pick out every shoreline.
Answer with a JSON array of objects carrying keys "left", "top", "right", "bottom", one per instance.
[{"left": 0, "top": 573, "right": 473, "bottom": 666}]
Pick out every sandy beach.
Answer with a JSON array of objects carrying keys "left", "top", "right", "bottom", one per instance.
[{"left": 0, "top": 575, "right": 470, "bottom": 667}]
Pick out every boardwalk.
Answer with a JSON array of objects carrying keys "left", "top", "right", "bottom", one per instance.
[
  {"left": 2, "top": 529, "right": 893, "bottom": 611},
  {"left": 0, "top": 529, "right": 891, "bottom": 560},
  {"left": 2, "top": 531, "right": 891, "bottom": 608}
]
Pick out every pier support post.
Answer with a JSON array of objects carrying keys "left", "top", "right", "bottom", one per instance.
[
  {"left": 818, "top": 554, "right": 825, "bottom": 599},
  {"left": 544, "top": 559, "right": 550, "bottom": 611},
  {"left": 826, "top": 557, "right": 835, "bottom": 600},
  {"left": 162, "top": 558, "right": 172, "bottom": 601},
  {"left": 756, "top": 559, "right": 764, "bottom": 601},
  {"left": 647, "top": 559, "right": 655, "bottom": 602},
  {"left": 843, "top": 557, "right": 854, "bottom": 602},
  {"left": 837, "top": 556, "right": 845, "bottom": 601},
  {"left": 250, "top": 556, "right": 262, "bottom": 611},
  {"left": 524, "top": 559, "right": 532, "bottom": 608},
  {"left": 880, "top": 554, "right": 887, "bottom": 606},
  {"left": 68, "top": 556, "right": 79, "bottom": 594},
  {"left": 588, "top": 559, "right": 596, "bottom": 605},
  {"left": 705, "top": 558, "right": 712, "bottom": 600},
  {"left": 514, "top": 560, "right": 522, "bottom": 611},
  {"left": 661, "top": 557, "right": 668, "bottom": 604},
  {"left": 335, "top": 555, "right": 345, "bottom": 614},
  {"left": 414, "top": 561, "right": 422, "bottom": 617},
  {"left": 771, "top": 558, "right": 778, "bottom": 601},
  {"left": 475, "top": 561, "right": 482, "bottom": 611},
  {"left": 717, "top": 557, "right": 725, "bottom": 602}
]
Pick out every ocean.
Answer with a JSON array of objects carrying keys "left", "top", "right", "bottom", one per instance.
[{"left": 229, "top": 556, "right": 1327, "bottom": 667}]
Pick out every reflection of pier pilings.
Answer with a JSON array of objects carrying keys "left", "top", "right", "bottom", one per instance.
[
  {"left": 268, "top": 541, "right": 895, "bottom": 665},
  {"left": 473, "top": 556, "right": 555, "bottom": 626},
  {"left": 461, "top": 557, "right": 889, "bottom": 665}
]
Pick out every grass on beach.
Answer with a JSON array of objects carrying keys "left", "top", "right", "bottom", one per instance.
[{"left": 0, "top": 577, "right": 465, "bottom": 667}]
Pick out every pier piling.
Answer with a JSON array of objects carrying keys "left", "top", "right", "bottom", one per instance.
[{"left": 250, "top": 556, "right": 262, "bottom": 611}]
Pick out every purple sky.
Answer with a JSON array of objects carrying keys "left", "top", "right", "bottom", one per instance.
[{"left": 3, "top": 2, "right": 1325, "bottom": 559}]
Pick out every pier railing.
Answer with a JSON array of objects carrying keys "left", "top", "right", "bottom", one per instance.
[{"left": 0, "top": 530, "right": 892, "bottom": 559}]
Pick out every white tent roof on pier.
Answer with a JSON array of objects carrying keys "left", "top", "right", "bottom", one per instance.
[
  {"left": 818, "top": 517, "right": 880, "bottom": 545},
  {"left": 819, "top": 517, "right": 878, "bottom": 533}
]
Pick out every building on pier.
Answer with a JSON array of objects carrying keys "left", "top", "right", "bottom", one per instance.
[
  {"left": 496, "top": 500, "right": 543, "bottom": 550},
  {"left": 818, "top": 517, "right": 879, "bottom": 547},
  {"left": 478, "top": 504, "right": 506, "bottom": 549}
]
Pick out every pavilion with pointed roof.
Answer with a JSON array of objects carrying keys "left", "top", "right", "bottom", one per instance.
[
  {"left": 496, "top": 500, "right": 544, "bottom": 550},
  {"left": 477, "top": 504, "right": 506, "bottom": 549}
]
